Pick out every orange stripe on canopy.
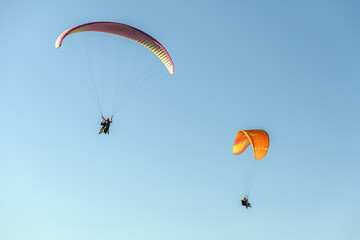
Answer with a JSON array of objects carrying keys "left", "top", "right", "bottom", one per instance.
[{"left": 233, "top": 130, "right": 269, "bottom": 160}]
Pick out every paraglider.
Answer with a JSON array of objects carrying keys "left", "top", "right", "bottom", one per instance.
[
  {"left": 233, "top": 129, "right": 269, "bottom": 208},
  {"left": 99, "top": 116, "right": 113, "bottom": 135},
  {"left": 55, "top": 22, "right": 174, "bottom": 134},
  {"left": 241, "top": 197, "right": 252, "bottom": 209}
]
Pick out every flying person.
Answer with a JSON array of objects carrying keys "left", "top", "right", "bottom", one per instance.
[
  {"left": 241, "top": 197, "right": 252, "bottom": 209},
  {"left": 99, "top": 116, "right": 113, "bottom": 134},
  {"left": 99, "top": 121, "right": 106, "bottom": 134}
]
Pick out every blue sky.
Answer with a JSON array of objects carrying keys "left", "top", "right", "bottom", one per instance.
[{"left": 1, "top": 0, "right": 359, "bottom": 239}]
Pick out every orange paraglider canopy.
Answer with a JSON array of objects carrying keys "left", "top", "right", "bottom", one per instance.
[{"left": 233, "top": 130, "right": 269, "bottom": 159}]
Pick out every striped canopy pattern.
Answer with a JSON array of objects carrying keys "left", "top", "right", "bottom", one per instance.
[
  {"left": 233, "top": 130, "right": 269, "bottom": 160},
  {"left": 55, "top": 22, "right": 174, "bottom": 74}
]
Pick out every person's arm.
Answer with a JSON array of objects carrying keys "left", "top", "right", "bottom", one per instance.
[{"left": 102, "top": 116, "right": 106, "bottom": 122}]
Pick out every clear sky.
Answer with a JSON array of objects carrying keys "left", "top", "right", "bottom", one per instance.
[{"left": 1, "top": 0, "right": 359, "bottom": 239}]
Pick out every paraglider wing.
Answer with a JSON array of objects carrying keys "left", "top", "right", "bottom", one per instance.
[
  {"left": 233, "top": 130, "right": 269, "bottom": 159},
  {"left": 55, "top": 22, "right": 174, "bottom": 74}
]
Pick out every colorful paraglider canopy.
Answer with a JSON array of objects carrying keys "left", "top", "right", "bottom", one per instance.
[
  {"left": 55, "top": 21, "right": 174, "bottom": 74},
  {"left": 233, "top": 130, "right": 269, "bottom": 160}
]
